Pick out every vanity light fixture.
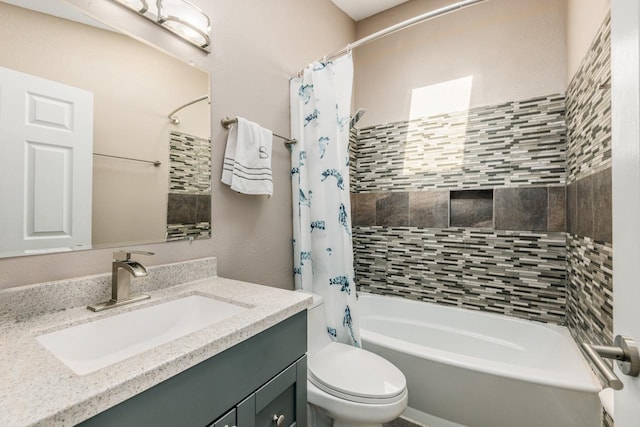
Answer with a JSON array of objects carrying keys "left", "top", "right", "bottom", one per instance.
[
  {"left": 114, "top": 0, "right": 149, "bottom": 13},
  {"left": 157, "top": 0, "right": 211, "bottom": 49},
  {"left": 110, "top": 0, "right": 211, "bottom": 51}
]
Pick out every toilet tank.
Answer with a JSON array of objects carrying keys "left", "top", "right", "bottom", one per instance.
[{"left": 298, "top": 291, "right": 333, "bottom": 355}]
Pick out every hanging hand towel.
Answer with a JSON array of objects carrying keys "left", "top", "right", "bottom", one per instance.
[{"left": 222, "top": 117, "right": 273, "bottom": 196}]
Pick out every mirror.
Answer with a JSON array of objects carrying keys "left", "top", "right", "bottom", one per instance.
[{"left": 0, "top": 0, "right": 211, "bottom": 258}]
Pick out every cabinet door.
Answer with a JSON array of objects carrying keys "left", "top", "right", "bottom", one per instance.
[
  {"left": 209, "top": 408, "right": 236, "bottom": 427},
  {"left": 237, "top": 356, "right": 307, "bottom": 427}
]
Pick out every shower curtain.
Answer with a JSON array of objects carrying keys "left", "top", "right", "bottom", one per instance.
[{"left": 290, "top": 53, "right": 361, "bottom": 347}]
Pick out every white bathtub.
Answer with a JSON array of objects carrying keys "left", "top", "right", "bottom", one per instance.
[{"left": 358, "top": 293, "right": 602, "bottom": 427}]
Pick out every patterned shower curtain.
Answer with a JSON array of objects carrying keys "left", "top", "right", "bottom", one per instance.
[{"left": 289, "top": 53, "right": 361, "bottom": 347}]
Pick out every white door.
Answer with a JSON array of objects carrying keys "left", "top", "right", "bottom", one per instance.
[
  {"left": 0, "top": 66, "right": 93, "bottom": 256},
  {"left": 611, "top": 0, "right": 640, "bottom": 424}
]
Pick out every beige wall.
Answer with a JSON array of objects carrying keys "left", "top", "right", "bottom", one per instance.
[
  {"left": 0, "top": 0, "right": 355, "bottom": 289},
  {"left": 0, "top": 3, "right": 209, "bottom": 248},
  {"left": 353, "top": 0, "right": 568, "bottom": 127},
  {"left": 565, "top": 0, "right": 610, "bottom": 82}
]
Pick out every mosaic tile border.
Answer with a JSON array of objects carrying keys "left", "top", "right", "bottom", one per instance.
[
  {"left": 169, "top": 130, "right": 212, "bottom": 194},
  {"left": 166, "top": 222, "right": 211, "bottom": 242},
  {"left": 566, "top": 234, "right": 613, "bottom": 367},
  {"left": 353, "top": 93, "right": 566, "bottom": 192},
  {"left": 566, "top": 15, "right": 611, "bottom": 184},
  {"left": 354, "top": 226, "right": 567, "bottom": 324}
]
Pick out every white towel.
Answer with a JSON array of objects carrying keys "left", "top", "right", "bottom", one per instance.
[{"left": 222, "top": 117, "right": 273, "bottom": 196}]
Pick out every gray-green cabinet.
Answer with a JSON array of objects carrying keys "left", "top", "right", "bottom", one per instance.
[
  {"left": 210, "top": 358, "right": 307, "bottom": 427},
  {"left": 79, "top": 311, "right": 307, "bottom": 427}
]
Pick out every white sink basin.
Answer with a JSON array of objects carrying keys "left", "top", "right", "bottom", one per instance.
[{"left": 36, "top": 295, "right": 249, "bottom": 375}]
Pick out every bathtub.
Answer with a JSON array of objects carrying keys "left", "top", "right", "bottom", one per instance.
[{"left": 358, "top": 293, "right": 602, "bottom": 427}]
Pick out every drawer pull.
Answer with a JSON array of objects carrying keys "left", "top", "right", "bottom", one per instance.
[{"left": 272, "top": 414, "right": 285, "bottom": 427}]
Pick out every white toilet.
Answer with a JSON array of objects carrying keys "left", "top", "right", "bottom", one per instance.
[{"left": 303, "top": 292, "right": 408, "bottom": 427}]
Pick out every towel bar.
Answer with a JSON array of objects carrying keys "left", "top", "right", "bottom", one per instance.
[{"left": 221, "top": 116, "right": 297, "bottom": 145}]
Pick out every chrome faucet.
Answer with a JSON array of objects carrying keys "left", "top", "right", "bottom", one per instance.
[{"left": 87, "top": 251, "right": 154, "bottom": 312}]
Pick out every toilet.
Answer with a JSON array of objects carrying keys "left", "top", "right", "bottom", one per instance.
[{"left": 303, "top": 292, "right": 408, "bottom": 427}]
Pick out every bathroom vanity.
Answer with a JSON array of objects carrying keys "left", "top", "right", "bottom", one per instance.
[
  {"left": 0, "top": 257, "right": 311, "bottom": 427},
  {"left": 79, "top": 311, "right": 307, "bottom": 427}
]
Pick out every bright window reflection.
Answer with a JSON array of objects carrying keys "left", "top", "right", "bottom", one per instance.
[
  {"left": 409, "top": 76, "right": 473, "bottom": 120},
  {"left": 403, "top": 76, "right": 474, "bottom": 176}
]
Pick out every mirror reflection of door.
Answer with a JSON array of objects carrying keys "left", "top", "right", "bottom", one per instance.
[
  {"left": 0, "top": 0, "right": 211, "bottom": 258},
  {"left": 0, "top": 66, "right": 93, "bottom": 256}
]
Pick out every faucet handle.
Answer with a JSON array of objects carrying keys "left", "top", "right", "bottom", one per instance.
[{"left": 113, "top": 250, "right": 155, "bottom": 261}]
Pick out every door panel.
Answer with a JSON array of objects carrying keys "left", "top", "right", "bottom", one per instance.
[
  {"left": 26, "top": 142, "right": 71, "bottom": 235},
  {"left": 611, "top": 0, "right": 640, "bottom": 425},
  {"left": 0, "top": 66, "right": 93, "bottom": 255}
]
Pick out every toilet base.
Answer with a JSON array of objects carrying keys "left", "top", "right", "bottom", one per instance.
[
  {"left": 308, "top": 403, "right": 383, "bottom": 427},
  {"left": 307, "top": 381, "right": 407, "bottom": 427}
]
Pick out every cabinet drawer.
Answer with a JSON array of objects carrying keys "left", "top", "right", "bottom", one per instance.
[
  {"left": 237, "top": 356, "right": 307, "bottom": 427},
  {"left": 256, "top": 363, "right": 296, "bottom": 427},
  {"left": 256, "top": 363, "right": 297, "bottom": 413},
  {"left": 209, "top": 408, "right": 236, "bottom": 427},
  {"left": 256, "top": 384, "right": 295, "bottom": 427}
]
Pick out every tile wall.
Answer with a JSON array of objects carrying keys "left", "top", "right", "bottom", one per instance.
[
  {"left": 565, "top": 15, "right": 613, "bottom": 355},
  {"left": 166, "top": 131, "right": 212, "bottom": 241},
  {"left": 355, "top": 94, "right": 566, "bottom": 192},
  {"left": 351, "top": 93, "right": 569, "bottom": 324}
]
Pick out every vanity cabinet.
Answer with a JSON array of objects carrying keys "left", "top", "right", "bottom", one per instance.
[
  {"left": 209, "top": 359, "right": 303, "bottom": 427},
  {"left": 79, "top": 310, "right": 307, "bottom": 427}
]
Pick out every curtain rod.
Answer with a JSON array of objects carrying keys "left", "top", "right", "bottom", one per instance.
[
  {"left": 306, "top": 0, "right": 488, "bottom": 68},
  {"left": 168, "top": 95, "right": 210, "bottom": 125}
]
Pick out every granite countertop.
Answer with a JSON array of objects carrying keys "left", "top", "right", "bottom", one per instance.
[{"left": 0, "top": 268, "right": 311, "bottom": 426}]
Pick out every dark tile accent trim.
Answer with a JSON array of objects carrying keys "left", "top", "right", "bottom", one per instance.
[
  {"left": 376, "top": 192, "right": 409, "bottom": 227},
  {"left": 409, "top": 191, "right": 449, "bottom": 228},
  {"left": 167, "top": 193, "right": 197, "bottom": 225},
  {"left": 593, "top": 168, "right": 612, "bottom": 243},
  {"left": 354, "top": 193, "right": 377, "bottom": 226},
  {"left": 196, "top": 195, "right": 211, "bottom": 224},
  {"left": 494, "top": 187, "right": 548, "bottom": 231},
  {"left": 576, "top": 175, "right": 594, "bottom": 238},
  {"left": 548, "top": 187, "right": 566, "bottom": 232},
  {"left": 567, "top": 182, "right": 577, "bottom": 235},
  {"left": 355, "top": 186, "right": 565, "bottom": 233}
]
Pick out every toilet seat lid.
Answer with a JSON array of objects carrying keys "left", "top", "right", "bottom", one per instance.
[{"left": 308, "top": 342, "right": 406, "bottom": 403}]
